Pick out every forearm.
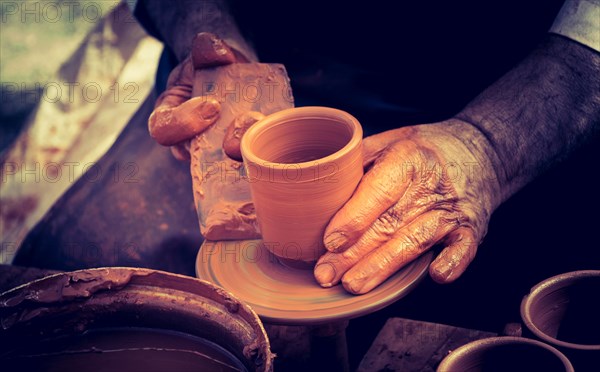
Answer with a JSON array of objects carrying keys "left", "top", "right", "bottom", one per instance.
[
  {"left": 455, "top": 34, "right": 600, "bottom": 207},
  {"left": 136, "top": 0, "right": 256, "bottom": 61}
]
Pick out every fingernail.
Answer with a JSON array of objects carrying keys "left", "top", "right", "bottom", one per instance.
[
  {"left": 431, "top": 263, "right": 452, "bottom": 283},
  {"left": 342, "top": 278, "right": 364, "bottom": 294},
  {"left": 314, "top": 264, "right": 335, "bottom": 287},
  {"left": 199, "top": 100, "right": 220, "bottom": 119},
  {"left": 324, "top": 232, "right": 346, "bottom": 251}
]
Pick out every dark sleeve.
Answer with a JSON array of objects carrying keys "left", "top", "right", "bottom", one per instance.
[{"left": 128, "top": 0, "right": 256, "bottom": 62}]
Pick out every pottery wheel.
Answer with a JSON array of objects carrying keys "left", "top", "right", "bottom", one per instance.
[{"left": 196, "top": 240, "right": 432, "bottom": 324}]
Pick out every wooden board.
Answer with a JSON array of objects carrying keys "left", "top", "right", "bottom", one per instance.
[{"left": 358, "top": 318, "right": 497, "bottom": 371}]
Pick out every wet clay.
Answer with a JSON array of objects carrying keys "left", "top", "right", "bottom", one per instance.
[
  {"left": 0, "top": 268, "right": 273, "bottom": 371},
  {"left": 189, "top": 63, "right": 294, "bottom": 240},
  {"left": 240, "top": 107, "right": 363, "bottom": 264},
  {"left": 2, "top": 327, "right": 246, "bottom": 372},
  {"left": 437, "top": 337, "right": 574, "bottom": 372},
  {"left": 196, "top": 240, "right": 433, "bottom": 324}
]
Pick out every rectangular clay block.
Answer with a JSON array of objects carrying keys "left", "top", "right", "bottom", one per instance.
[{"left": 190, "top": 63, "right": 294, "bottom": 240}]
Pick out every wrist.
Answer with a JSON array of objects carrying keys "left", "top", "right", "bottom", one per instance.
[
  {"left": 447, "top": 116, "right": 508, "bottom": 209},
  {"left": 427, "top": 120, "right": 504, "bottom": 214},
  {"left": 455, "top": 35, "right": 600, "bottom": 205}
]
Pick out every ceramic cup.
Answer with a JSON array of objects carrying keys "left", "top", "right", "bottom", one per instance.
[
  {"left": 437, "top": 337, "right": 574, "bottom": 372},
  {"left": 520, "top": 270, "right": 600, "bottom": 369},
  {"left": 240, "top": 107, "right": 363, "bottom": 266}
]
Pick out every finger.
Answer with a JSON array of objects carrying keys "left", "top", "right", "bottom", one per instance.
[
  {"left": 149, "top": 33, "right": 244, "bottom": 146},
  {"left": 429, "top": 228, "right": 478, "bottom": 284},
  {"left": 157, "top": 55, "right": 196, "bottom": 110},
  {"left": 323, "top": 142, "right": 418, "bottom": 252},
  {"left": 223, "top": 111, "right": 265, "bottom": 161},
  {"left": 315, "top": 225, "right": 390, "bottom": 287},
  {"left": 160, "top": 33, "right": 241, "bottom": 109},
  {"left": 192, "top": 32, "right": 248, "bottom": 69},
  {"left": 171, "top": 142, "right": 191, "bottom": 161},
  {"left": 341, "top": 210, "right": 461, "bottom": 294},
  {"left": 315, "top": 197, "right": 432, "bottom": 287},
  {"left": 148, "top": 56, "right": 209, "bottom": 145},
  {"left": 149, "top": 96, "right": 221, "bottom": 145}
]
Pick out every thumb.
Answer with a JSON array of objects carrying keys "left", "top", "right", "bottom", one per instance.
[
  {"left": 192, "top": 32, "right": 248, "bottom": 68},
  {"left": 361, "top": 129, "right": 398, "bottom": 168},
  {"left": 361, "top": 127, "right": 417, "bottom": 169}
]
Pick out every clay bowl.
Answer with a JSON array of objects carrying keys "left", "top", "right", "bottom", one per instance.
[
  {"left": 0, "top": 267, "right": 273, "bottom": 372},
  {"left": 437, "top": 337, "right": 574, "bottom": 372},
  {"left": 520, "top": 270, "right": 600, "bottom": 369},
  {"left": 241, "top": 106, "right": 363, "bottom": 266}
]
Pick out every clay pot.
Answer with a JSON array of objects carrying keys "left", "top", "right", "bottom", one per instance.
[
  {"left": 437, "top": 337, "right": 574, "bottom": 372},
  {"left": 0, "top": 267, "right": 273, "bottom": 371},
  {"left": 241, "top": 107, "right": 363, "bottom": 266},
  {"left": 520, "top": 270, "right": 600, "bottom": 369}
]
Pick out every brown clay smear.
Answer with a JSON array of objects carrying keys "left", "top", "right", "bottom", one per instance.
[
  {"left": 189, "top": 63, "right": 294, "bottom": 240},
  {"left": 0, "top": 268, "right": 140, "bottom": 312}
]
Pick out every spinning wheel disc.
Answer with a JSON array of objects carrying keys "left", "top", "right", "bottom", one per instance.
[{"left": 196, "top": 240, "right": 432, "bottom": 324}]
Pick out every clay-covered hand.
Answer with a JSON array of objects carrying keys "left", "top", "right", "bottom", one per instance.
[
  {"left": 147, "top": 32, "right": 247, "bottom": 160},
  {"left": 314, "top": 120, "right": 501, "bottom": 294}
]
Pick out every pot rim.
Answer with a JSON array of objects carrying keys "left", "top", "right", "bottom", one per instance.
[
  {"left": 520, "top": 270, "right": 600, "bottom": 351},
  {"left": 437, "top": 336, "right": 574, "bottom": 372},
  {"left": 240, "top": 106, "right": 363, "bottom": 172}
]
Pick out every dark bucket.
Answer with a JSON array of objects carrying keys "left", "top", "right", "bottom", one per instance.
[{"left": 0, "top": 267, "right": 273, "bottom": 371}]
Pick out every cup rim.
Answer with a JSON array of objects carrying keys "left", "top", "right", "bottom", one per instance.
[
  {"left": 520, "top": 270, "right": 600, "bottom": 351},
  {"left": 437, "top": 336, "right": 574, "bottom": 372},
  {"left": 240, "top": 106, "right": 362, "bottom": 171}
]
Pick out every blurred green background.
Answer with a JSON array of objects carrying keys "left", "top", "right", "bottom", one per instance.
[{"left": 0, "top": 0, "right": 118, "bottom": 153}]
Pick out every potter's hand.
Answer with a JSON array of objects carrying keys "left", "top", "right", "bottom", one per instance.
[
  {"left": 148, "top": 32, "right": 247, "bottom": 160},
  {"left": 314, "top": 120, "right": 501, "bottom": 294}
]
